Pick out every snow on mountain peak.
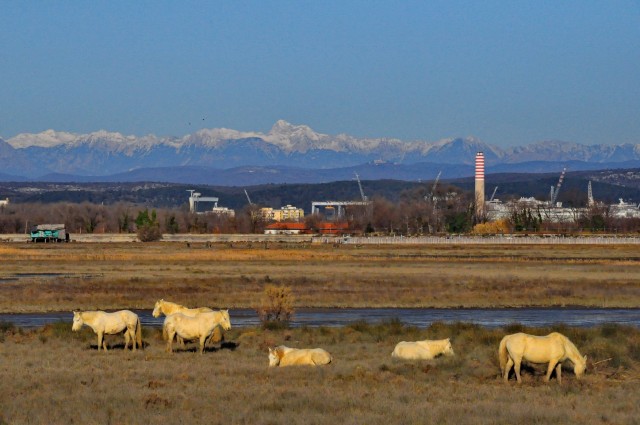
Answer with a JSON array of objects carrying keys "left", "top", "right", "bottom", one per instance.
[{"left": 8, "top": 129, "right": 78, "bottom": 148}]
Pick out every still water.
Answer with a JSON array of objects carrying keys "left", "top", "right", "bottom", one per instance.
[{"left": 1, "top": 308, "right": 639, "bottom": 329}]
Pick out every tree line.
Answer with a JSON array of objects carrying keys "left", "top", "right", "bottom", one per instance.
[{"left": 0, "top": 185, "right": 639, "bottom": 236}]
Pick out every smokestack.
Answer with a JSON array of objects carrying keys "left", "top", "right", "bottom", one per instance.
[{"left": 475, "top": 152, "right": 485, "bottom": 217}]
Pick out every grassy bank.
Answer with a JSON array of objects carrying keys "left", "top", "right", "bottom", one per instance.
[
  {"left": 1, "top": 242, "right": 640, "bottom": 312},
  {"left": 0, "top": 321, "right": 638, "bottom": 424}
]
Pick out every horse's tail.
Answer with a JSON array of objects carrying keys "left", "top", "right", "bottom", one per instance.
[
  {"left": 136, "top": 317, "right": 143, "bottom": 350},
  {"left": 498, "top": 336, "right": 509, "bottom": 376}
]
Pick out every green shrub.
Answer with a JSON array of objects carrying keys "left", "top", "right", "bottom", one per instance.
[{"left": 136, "top": 209, "right": 162, "bottom": 242}]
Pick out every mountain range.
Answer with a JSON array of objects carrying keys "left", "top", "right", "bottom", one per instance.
[{"left": 1, "top": 120, "right": 640, "bottom": 183}]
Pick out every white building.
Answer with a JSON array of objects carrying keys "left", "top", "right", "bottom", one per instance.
[
  {"left": 210, "top": 206, "right": 235, "bottom": 217},
  {"left": 260, "top": 205, "right": 304, "bottom": 222}
]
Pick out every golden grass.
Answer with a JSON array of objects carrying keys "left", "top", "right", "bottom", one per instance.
[
  {"left": 0, "top": 242, "right": 639, "bottom": 312},
  {"left": 0, "top": 323, "right": 638, "bottom": 424}
]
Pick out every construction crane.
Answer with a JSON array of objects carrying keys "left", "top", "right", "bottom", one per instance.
[
  {"left": 244, "top": 189, "right": 253, "bottom": 206},
  {"left": 587, "top": 181, "right": 594, "bottom": 206},
  {"left": 550, "top": 167, "right": 567, "bottom": 206},
  {"left": 354, "top": 172, "right": 367, "bottom": 202},
  {"left": 425, "top": 171, "right": 442, "bottom": 202},
  {"left": 489, "top": 186, "right": 498, "bottom": 202}
]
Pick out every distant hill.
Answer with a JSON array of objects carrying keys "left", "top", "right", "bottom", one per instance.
[
  {"left": 2, "top": 168, "right": 640, "bottom": 209},
  {"left": 7, "top": 160, "right": 640, "bottom": 187}
]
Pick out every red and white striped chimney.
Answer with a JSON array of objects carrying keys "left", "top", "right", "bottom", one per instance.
[{"left": 475, "top": 152, "right": 485, "bottom": 216}]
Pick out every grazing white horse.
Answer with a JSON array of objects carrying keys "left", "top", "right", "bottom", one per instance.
[
  {"left": 72, "top": 310, "right": 142, "bottom": 352},
  {"left": 268, "top": 346, "right": 333, "bottom": 367},
  {"left": 391, "top": 338, "right": 455, "bottom": 360},
  {"left": 499, "top": 332, "right": 587, "bottom": 384},
  {"left": 152, "top": 299, "right": 213, "bottom": 318},
  {"left": 163, "top": 310, "right": 231, "bottom": 354}
]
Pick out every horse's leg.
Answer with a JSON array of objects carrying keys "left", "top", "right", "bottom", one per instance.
[
  {"left": 555, "top": 363, "right": 562, "bottom": 385},
  {"left": 129, "top": 326, "right": 136, "bottom": 351},
  {"left": 513, "top": 358, "right": 522, "bottom": 383},
  {"left": 545, "top": 360, "right": 558, "bottom": 383},
  {"left": 97, "top": 332, "right": 104, "bottom": 352},
  {"left": 125, "top": 330, "right": 134, "bottom": 351},
  {"left": 199, "top": 335, "right": 207, "bottom": 354},
  {"left": 503, "top": 357, "right": 514, "bottom": 382},
  {"left": 166, "top": 330, "right": 175, "bottom": 353}
]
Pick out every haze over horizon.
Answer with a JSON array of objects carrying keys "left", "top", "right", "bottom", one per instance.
[{"left": 1, "top": 1, "right": 639, "bottom": 147}]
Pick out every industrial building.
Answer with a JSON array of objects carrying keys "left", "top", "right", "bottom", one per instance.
[
  {"left": 187, "top": 190, "right": 234, "bottom": 216},
  {"left": 472, "top": 152, "right": 640, "bottom": 222}
]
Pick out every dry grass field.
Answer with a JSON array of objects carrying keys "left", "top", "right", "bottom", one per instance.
[
  {"left": 0, "top": 322, "right": 639, "bottom": 425},
  {"left": 1, "top": 242, "right": 639, "bottom": 424},
  {"left": 1, "top": 242, "right": 639, "bottom": 311}
]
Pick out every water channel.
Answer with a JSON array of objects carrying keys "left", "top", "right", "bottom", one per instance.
[{"left": 2, "top": 308, "right": 640, "bottom": 329}]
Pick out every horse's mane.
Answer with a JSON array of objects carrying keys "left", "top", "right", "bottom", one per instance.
[
  {"left": 79, "top": 311, "right": 101, "bottom": 320},
  {"left": 163, "top": 300, "right": 188, "bottom": 309},
  {"left": 558, "top": 333, "right": 583, "bottom": 361}
]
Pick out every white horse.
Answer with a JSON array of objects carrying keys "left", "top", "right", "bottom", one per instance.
[
  {"left": 499, "top": 332, "right": 587, "bottom": 384},
  {"left": 163, "top": 309, "right": 231, "bottom": 354},
  {"left": 391, "top": 338, "right": 454, "bottom": 360},
  {"left": 153, "top": 299, "right": 215, "bottom": 346},
  {"left": 268, "top": 346, "right": 333, "bottom": 367},
  {"left": 72, "top": 310, "right": 142, "bottom": 352},
  {"left": 152, "top": 299, "right": 213, "bottom": 318}
]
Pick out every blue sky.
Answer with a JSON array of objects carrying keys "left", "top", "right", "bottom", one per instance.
[{"left": 1, "top": 1, "right": 638, "bottom": 146}]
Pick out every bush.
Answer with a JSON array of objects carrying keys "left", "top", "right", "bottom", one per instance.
[
  {"left": 256, "top": 284, "right": 295, "bottom": 329},
  {"left": 137, "top": 224, "right": 162, "bottom": 242},
  {"left": 136, "top": 209, "right": 162, "bottom": 242},
  {"left": 0, "top": 321, "right": 16, "bottom": 343}
]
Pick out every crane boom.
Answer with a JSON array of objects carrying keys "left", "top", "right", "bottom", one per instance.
[
  {"left": 425, "top": 171, "right": 442, "bottom": 202},
  {"left": 244, "top": 189, "right": 253, "bottom": 206},
  {"left": 489, "top": 186, "right": 498, "bottom": 202},
  {"left": 551, "top": 167, "right": 566, "bottom": 205},
  {"left": 354, "top": 172, "right": 367, "bottom": 202},
  {"left": 431, "top": 171, "right": 441, "bottom": 195}
]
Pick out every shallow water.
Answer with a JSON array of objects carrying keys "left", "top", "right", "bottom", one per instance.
[{"left": 1, "top": 307, "right": 639, "bottom": 329}]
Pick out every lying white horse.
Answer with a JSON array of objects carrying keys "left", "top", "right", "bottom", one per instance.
[
  {"left": 499, "top": 332, "right": 587, "bottom": 384},
  {"left": 152, "top": 299, "right": 213, "bottom": 318},
  {"left": 268, "top": 346, "right": 333, "bottom": 367},
  {"left": 72, "top": 310, "right": 142, "bottom": 352},
  {"left": 163, "top": 309, "right": 231, "bottom": 354},
  {"left": 391, "top": 338, "right": 454, "bottom": 360}
]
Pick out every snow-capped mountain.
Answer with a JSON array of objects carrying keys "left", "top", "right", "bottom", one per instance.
[{"left": 1, "top": 120, "right": 639, "bottom": 180}]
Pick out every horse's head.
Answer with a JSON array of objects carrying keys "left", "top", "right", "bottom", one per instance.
[
  {"left": 152, "top": 299, "right": 164, "bottom": 318},
  {"left": 71, "top": 311, "right": 83, "bottom": 331},
  {"left": 574, "top": 355, "right": 587, "bottom": 378},
  {"left": 443, "top": 338, "right": 455, "bottom": 356},
  {"left": 268, "top": 347, "right": 281, "bottom": 367},
  {"left": 219, "top": 309, "right": 231, "bottom": 331}
]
